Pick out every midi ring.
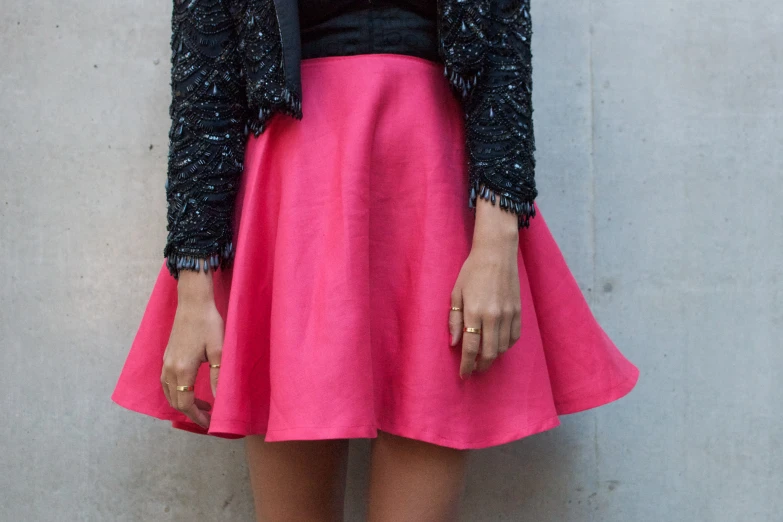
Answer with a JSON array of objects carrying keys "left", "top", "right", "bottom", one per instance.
[
  {"left": 208, "top": 363, "right": 221, "bottom": 369},
  {"left": 450, "top": 306, "right": 462, "bottom": 311},
  {"left": 463, "top": 326, "right": 481, "bottom": 334},
  {"left": 175, "top": 385, "right": 195, "bottom": 392}
]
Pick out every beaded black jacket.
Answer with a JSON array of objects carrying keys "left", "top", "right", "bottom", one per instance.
[{"left": 164, "top": 0, "right": 537, "bottom": 279}]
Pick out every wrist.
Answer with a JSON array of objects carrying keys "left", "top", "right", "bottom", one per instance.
[
  {"left": 472, "top": 198, "right": 519, "bottom": 249},
  {"left": 176, "top": 265, "right": 215, "bottom": 302}
]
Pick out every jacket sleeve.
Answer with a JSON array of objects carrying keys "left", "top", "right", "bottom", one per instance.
[
  {"left": 163, "top": 0, "right": 249, "bottom": 280},
  {"left": 463, "top": 0, "right": 537, "bottom": 229}
]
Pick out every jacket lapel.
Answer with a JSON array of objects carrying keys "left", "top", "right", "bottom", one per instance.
[{"left": 271, "top": 0, "right": 302, "bottom": 98}]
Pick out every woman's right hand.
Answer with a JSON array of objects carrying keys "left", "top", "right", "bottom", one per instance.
[{"left": 160, "top": 267, "right": 224, "bottom": 430}]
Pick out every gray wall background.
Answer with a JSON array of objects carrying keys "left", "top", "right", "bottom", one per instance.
[{"left": 1, "top": 0, "right": 781, "bottom": 520}]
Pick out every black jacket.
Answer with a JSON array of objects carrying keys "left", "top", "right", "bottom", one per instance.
[{"left": 164, "top": 0, "right": 537, "bottom": 279}]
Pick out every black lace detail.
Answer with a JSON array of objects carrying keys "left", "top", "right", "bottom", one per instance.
[
  {"left": 163, "top": 0, "right": 536, "bottom": 280},
  {"left": 164, "top": 0, "right": 300, "bottom": 280},
  {"left": 230, "top": 0, "right": 304, "bottom": 135},
  {"left": 164, "top": 0, "right": 249, "bottom": 279},
  {"left": 439, "top": 0, "right": 537, "bottom": 229},
  {"left": 438, "top": 0, "right": 488, "bottom": 99}
]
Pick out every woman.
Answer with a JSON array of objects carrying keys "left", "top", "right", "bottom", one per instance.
[{"left": 113, "top": 0, "right": 640, "bottom": 520}]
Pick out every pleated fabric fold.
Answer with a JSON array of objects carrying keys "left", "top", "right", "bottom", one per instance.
[{"left": 112, "top": 54, "right": 638, "bottom": 449}]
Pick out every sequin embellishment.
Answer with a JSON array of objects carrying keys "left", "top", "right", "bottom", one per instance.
[
  {"left": 164, "top": 0, "right": 537, "bottom": 278},
  {"left": 439, "top": 0, "right": 537, "bottom": 229},
  {"left": 163, "top": 0, "right": 301, "bottom": 279}
]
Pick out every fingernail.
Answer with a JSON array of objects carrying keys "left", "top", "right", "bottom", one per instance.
[{"left": 450, "top": 334, "right": 455, "bottom": 345}]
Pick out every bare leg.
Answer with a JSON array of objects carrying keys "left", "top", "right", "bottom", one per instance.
[
  {"left": 366, "top": 430, "right": 470, "bottom": 522},
  {"left": 245, "top": 435, "right": 350, "bottom": 522}
]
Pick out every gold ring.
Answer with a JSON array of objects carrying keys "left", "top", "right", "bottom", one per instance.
[
  {"left": 450, "top": 306, "right": 462, "bottom": 311},
  {"left": 175, "top": 385, "right": 195, "bottom": 392},
  {"left": 209, "top": 363, "right": 221, "bottom": 369},
  {"left": 463, "top": 326, "right": 481, "bottom": 334}
]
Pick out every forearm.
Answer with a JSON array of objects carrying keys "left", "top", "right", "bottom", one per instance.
[
  {"left": 461, "top": 0, "right": 538, "bottom": 231},
  {"left": 163, "top": 0, "right": 247, "bottom": 280}
]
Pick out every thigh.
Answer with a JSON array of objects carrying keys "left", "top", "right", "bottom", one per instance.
[
  {"left": 245, "top": 435, "right": 350, "bottom": 522},
  {"left": 367, "top": 430, "right": 471, "bottom": 522}
]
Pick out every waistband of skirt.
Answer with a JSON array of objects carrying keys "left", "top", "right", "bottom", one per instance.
[{"left": 300, "top": 52, "right": 443, "bottom": 72}]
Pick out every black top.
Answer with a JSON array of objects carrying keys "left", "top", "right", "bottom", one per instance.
[{"left": 299, "top": 0, "right": 438, "bottom": 61}]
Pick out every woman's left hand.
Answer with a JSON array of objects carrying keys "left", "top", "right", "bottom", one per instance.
[{"left": 449, "top": 198, "right": 523, "bottom": 380}]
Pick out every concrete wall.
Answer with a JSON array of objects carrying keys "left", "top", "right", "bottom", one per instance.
[{"left": 2, "top": 0, "right": 781, "bottom": 520}]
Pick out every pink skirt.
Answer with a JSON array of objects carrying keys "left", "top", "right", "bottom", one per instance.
[{"left": 112, "top": 53, "right": 639, "bottom": 450}]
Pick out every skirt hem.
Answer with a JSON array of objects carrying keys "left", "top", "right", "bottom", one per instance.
[{"left": 112, "top": 372, "right": 638, "bottom": 450}]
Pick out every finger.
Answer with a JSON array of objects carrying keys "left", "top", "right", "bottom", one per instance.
[
  {"left": 206, "top": 340, "right": 223, "bottom": 399},
  {"left": 174, "top": 365, "right": 199, "bottom": 414},
  {"left": 449, "top": 288, "right": 464, "bottom": 347},
  {"left": 460, "top": 310, "right": 481, "bottom": 379},
  {"left": 181, "top": 400, "right": 211, "bottom": 430},
  {"left": 174, "top": 378, "right": 210, "bottom": 430},
  {"left": 168, "top": 379, "right": 179, "bottom": 411},
  {"left": 476, "top": 313, "right": 500, "bottom": 373},
  {"left": 497, "top": 309, "right": 512, "bottom": 356},
  {"left": 175, "top": 383, "right": 195, "bottom": 416},
  {"left": 161, "top": 370, "right": 173, "bottom": 408},
  {"left": 162, "top": 361, "right": 179, "bottom": 409}
]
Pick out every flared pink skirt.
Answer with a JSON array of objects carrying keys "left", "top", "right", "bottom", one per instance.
[{"left": 112, "top": 53, "right": 639, "bottom": 450}]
